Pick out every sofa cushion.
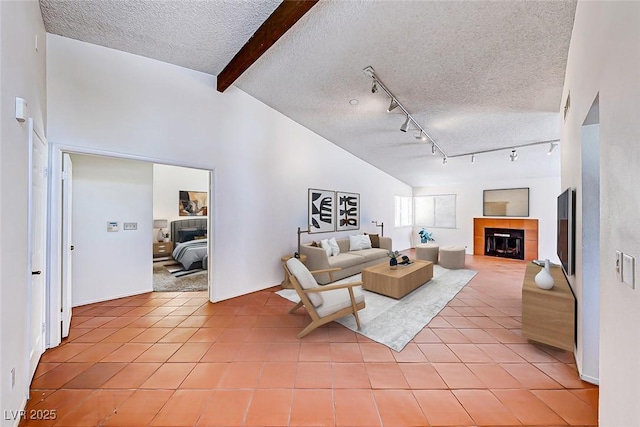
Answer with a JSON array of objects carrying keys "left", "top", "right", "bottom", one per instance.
[
  {"left": 286, "top": 258, "right": 323, "bottom": 307},
  {"left": 315, "top": 286, "right": 364, "bottom": 318},
  {"left": 355, "top": 248, "right": 389, "bottom": 262},
  {"left": 328, "top": 253, "right": 365, "bottom": 269}
]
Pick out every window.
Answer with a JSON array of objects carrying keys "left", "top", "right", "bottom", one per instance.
[
  {"left": 394, "top": 196, "right": 413, "bottom": 227},
  {"left": 414, "top": 194, "right": 456, "bottom": 228}
]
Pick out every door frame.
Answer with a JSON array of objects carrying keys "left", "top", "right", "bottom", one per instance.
[{"left": 47, "top": 143, "right": 216, "bottom": 347}]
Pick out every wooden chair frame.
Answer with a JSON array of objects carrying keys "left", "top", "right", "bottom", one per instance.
[{"left": 285, "top": 265, "right": 365, "bottom": 338}]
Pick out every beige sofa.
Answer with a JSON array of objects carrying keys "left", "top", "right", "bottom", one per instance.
[{"left": 300, "top": 236, "right": 392, "bottom": 284}]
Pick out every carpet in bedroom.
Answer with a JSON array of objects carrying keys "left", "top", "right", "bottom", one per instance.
[{"left": 153, "top": 260, "right": 208, "bottom": 292}]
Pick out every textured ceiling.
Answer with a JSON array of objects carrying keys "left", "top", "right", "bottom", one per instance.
[
  {"left": 40, "top": 0, "right": 576, "bottom": 187},
  {"left": 39, "top": 0, "right": 282, "bottom": 75}
]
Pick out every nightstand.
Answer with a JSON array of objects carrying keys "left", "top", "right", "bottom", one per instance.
[{"left": 153, "top": 241, "right": 174, "bottom": 258}]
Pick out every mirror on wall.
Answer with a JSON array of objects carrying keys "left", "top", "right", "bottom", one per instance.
[{"left": 483, "top": 187, "right": 529, "bottom": 217}]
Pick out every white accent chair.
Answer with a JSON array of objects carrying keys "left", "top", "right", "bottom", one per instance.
[{"left": 285, "top": 257, "right": 365, "bottom": 338}]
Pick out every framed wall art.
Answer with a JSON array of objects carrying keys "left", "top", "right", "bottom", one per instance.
[
  {"left": 336, "top": 191, "right": 360, "bottom": 231},
  {"left": 308, "top": 188, "right": 335, "bottom": 233},
  {"left": 179, "top": 190, "right": 208, "bottom": 216}
]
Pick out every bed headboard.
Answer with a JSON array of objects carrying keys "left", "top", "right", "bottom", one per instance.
[{"left": 171, "top": 218, "right": 208, "bottom": 245}]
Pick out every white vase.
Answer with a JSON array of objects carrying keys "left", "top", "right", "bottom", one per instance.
[{"left": 535, "top": 259, "right": 554, "bottom": 290}]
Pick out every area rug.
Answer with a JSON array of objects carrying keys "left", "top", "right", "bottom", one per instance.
[
  {"left": 153, "top": 261, "right": 208, "bottom": 292},
  {"left": 276, "top": 265, "right": 477, "bottom": 351}
]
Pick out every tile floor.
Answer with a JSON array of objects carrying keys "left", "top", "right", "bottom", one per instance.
[{"left": 21, "top": 255, "right": 598, "bottom": 426}]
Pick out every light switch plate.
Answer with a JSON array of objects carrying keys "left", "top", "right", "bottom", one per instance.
[
  {"left": 107, "top": 221, "right": 119, "bottom": 232},
  {"left": 123, "top": 222, "right": 137, "bottom": 230},
  {"left": 622, "top": 253, "right": 635, "bottom": 289}
]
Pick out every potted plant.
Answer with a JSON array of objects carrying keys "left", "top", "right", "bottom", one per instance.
[
  {"left": 418, "top": 228, "right": 435, "bottom": 244},
  {"left": 388, "top": 250, "right": 400, "bottom": 270}
]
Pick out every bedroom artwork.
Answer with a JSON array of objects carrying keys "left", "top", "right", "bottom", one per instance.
[
  {"left": 308, "top": 188, "right": 335, "bottom": 233},
  {"left": 179, "top": 190, "right": 208, "bottom": 216},
  {"left": 336, "top": 191, "right": 360, "bottom": 231}
]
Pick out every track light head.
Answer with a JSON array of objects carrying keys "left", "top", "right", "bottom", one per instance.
[
  {"left": 371, "top": 81, "right": 378, "bottom": 94},
  {"left": 547, "top": 142, "right": 557, "bottom": 155},
  {"left": 471, "top": 154, "right": 476, "bottom": 164},
  {"left": 414, "top": 131, "right": 427, "bottom": 141},
  {"left": 362, "top": 66, "right": 375, "bottom": 78},
  {"left": 400, "top": 116, "right": 410, "bottom": 132},
  {"left": 431, "top": 144, "right": 436, "bottom": 155},
  {"left": 442, "top": 157, "right": 448, "bottom": 165},
  {"left": 510, "top": 149, "right": 518, "bottom": 162},
  {"left": 387, "top": 99, "right": 398, "bottom": 112}
]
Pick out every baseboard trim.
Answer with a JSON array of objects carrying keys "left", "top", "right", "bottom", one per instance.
[
  {"left": 72, "top": 288, "right": 153, "bottom": 307},
  {"left": 580, "top": 372, "right": 600, "bottom": 385}
]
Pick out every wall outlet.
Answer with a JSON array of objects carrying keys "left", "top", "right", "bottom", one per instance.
[
  {"left": 107, "top": 221, "right": 119, "bottom": 232},
  {"left": 10, "top": 368, "right": 15, "bottom": 390},
  {"left": 123, "top": 222, "right": 137, "bottom": 230},
  {"left": 622, "top": 253, "right": 635, "bottom": 289}
]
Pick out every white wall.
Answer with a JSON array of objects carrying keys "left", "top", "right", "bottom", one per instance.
[
  {"left": 153, "top": 164, "right": 209, "bottom": 240},
  {"left": 70, "top": 154, "right": 153, "bottom": 306},
  {"left": 46, "top": 35, "right": 412, "bottom": 302},
  {"left": 0, "top": 1, "right": 47, "bottom": 425},
  {"left": 413, "top": 176, "right": 560, "bottom": 260},
  {"left": 561, "top": 2, "right": 640, "bottom": 425}
]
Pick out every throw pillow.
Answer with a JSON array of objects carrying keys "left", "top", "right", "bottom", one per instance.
[
  {"left": 328, "top": 237, "right": 340, "bottom": 256},
  {"left": 320, "top": 239, "right": 332, "bottom": 257},
  {"left": 360, "top": 234, "right": 372, "bottom": 249},
  {"left": 349, "top": 235, "right": 363, "bottom": 251},
  {"left": 368, "top": 233, "right": 380, "bottom": 248}
]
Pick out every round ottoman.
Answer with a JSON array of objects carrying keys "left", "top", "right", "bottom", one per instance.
[
  {"left": 416, "top": 243, "right": 439, "bottom": 263},
  {"left": 440, "top": 246, "right": 466, "bottom": 269}
]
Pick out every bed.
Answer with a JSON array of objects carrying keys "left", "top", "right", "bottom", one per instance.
[{"left": 170, "top": 219, "right": 209, "bottom": 270}]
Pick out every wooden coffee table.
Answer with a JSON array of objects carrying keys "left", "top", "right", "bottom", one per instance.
[{"left": 361, "top": 260, "right": 434, "bottom": 299}]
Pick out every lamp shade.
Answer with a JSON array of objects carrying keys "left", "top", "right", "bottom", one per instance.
[{"left": 153, "top": 219, "right": 168, "bottom": 229}]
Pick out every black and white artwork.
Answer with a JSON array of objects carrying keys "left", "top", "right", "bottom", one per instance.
[
  {"left": 336, "top": 191, "right": 360, "bottom": 231},
  {"left": 308, "top": 189, "right": 335, "bottom": 233}
]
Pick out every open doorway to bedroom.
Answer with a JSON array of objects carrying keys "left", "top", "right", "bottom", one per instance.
[{"left": 152, "top": 164, "right": 210, "bottom": 292}]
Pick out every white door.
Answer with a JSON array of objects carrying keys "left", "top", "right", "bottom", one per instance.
[
  {"left": 27, "top": 120, "right": 47, "bottom": 379},
  {"left": 61, "top": 153, "right": 73, "bottom": 338}
]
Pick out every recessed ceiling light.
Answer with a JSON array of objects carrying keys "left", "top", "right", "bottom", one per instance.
[{"left": 349, "top": 99, "right": 359, "bottom": 105}]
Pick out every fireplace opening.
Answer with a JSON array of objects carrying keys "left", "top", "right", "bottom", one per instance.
[{"left": 485, "top": 227, "right": 525, "bottom": 260}]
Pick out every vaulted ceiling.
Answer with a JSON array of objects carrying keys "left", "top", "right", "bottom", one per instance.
[{"left": 40, "top": 0, "right": 576, "bottom": 186}]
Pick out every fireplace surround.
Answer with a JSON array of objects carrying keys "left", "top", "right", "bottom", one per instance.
[{"left": 473, "top": 218, "right": 538, "bottom": 261}]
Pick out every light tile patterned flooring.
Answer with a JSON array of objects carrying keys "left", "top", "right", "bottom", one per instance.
[{"left": 22, "top": 255, "right": 598, "bottom": 426}]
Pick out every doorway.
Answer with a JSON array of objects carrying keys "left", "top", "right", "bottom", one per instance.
[{"left": 47, "top": 146, "right": 215, "bottom": 348}]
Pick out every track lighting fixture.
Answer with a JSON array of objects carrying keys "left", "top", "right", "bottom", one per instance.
[
  {"left": 362, "top": 66, "right": 446, "bottom": 159},
  {"left": 400, "top": 115, "right": 410, "bottom": 132},
  {"left": 442, "top": 157, "right": 448, "bottom": 165},
  {"left": 471, "top": 154, "right": 476, "bottom": 164},
  {"left": 387, "top": 98, "right": 398, "bottom": 112},
  {"left": 414, "top": 131, "right": 427, "bottom": 141},
  {"left": 547, "top": 142, "right": 557, "bottom": 155},
  {"left": 510, "top": 149, "right": 518, "bottom": 162}
]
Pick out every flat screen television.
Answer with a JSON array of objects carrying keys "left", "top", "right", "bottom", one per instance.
[{"left": 557, "top": 188, "right": 576, "bottom": 276}]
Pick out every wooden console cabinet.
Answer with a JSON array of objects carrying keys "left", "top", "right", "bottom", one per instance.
[{"left": 521, "top": 262, "right": 575, "bottom": 351}]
